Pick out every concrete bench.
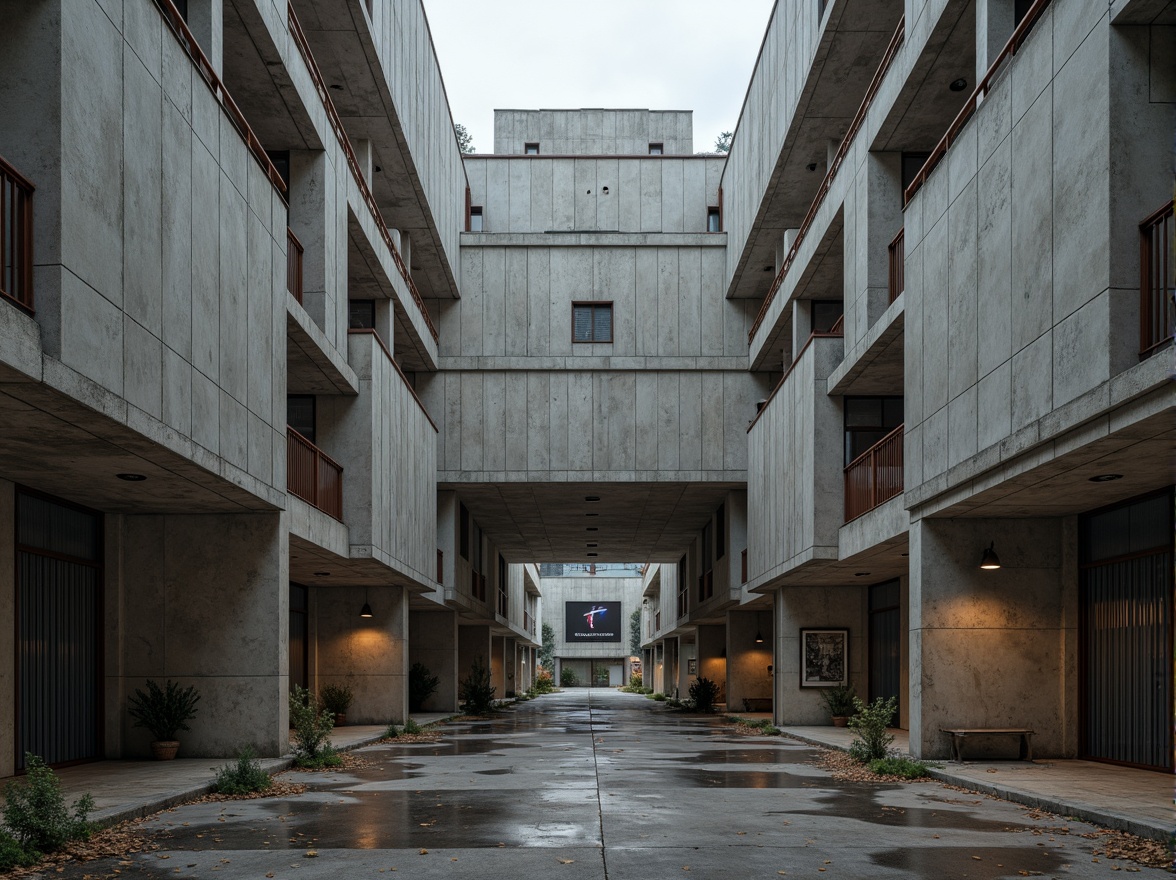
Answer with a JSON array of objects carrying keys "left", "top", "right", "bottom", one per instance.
[{"left": 941, "top": 728, "right": 1035, "bottom": 762}]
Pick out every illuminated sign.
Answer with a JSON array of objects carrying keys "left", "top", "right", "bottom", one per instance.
[{"left": 564, "top": 601, "right": 622, "bottom": 642}]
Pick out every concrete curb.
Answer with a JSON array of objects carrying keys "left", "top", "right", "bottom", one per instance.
[{"left": 779, "top": 732, "right": 1172, "bottom": 844}]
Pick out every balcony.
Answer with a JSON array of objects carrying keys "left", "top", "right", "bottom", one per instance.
[
  {"left": 287, "top": 427, "right": 343, "bottom": 520},
  {"left": 0, "top": 155, "right": 34, "bottom": 314},
  {"left": 497, "top": 585, "right": 508, "bottom": 619},
  {"left": 524, "top": 610, "right": 536, "bottom": 637},
  {"left": 888, "top": 229, "right": 904, "bottom": 304},
  {"left": 286, "top": 228, "right": 303, "bottom": 305},
  {"left": 844, "top": 425, "right": 904, "bottom": 522},
  {"left": 1140, "top": 200, "right": 1173, "bottom": 360}
]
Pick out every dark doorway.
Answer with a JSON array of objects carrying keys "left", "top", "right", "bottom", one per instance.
[
  {"left": 868, "top": 579, "right": 901, "bottom": 726},
  {"left": 289, "top": 583, "right": 309, "bottom": 693},
  {"left": 1079, "top": 489, "right": 1173, "bottom": 771},
  {"left": 16, "top": 489, "right": 103, "bottom": 769}
]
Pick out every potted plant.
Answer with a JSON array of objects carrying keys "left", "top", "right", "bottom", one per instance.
[
  {"left": 820, "top": 684, "right": 856, "bottom": 727},
  {"left": 320, "top": 683, "right": 354, "bottom": 726},
  {"left": 127, "top": 679, "right": 200, "bottom": 760}
]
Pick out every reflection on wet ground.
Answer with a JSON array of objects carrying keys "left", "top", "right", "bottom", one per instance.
[{"left": 55, "top": 690, "right": 1171, "bottom": 879}]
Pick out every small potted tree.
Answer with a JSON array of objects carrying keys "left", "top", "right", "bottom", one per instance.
[
  {"left": 319, "top": 684, "right": 354, "bottom": 726},
  {"left": 820, "top": 684, "right": 856, "bottom": 727},
  {"left": 127, "top": 679, "right": 201, "bottom": 760}
]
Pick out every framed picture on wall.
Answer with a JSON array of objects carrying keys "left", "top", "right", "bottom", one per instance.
[
  {"left": 687, "top": 659, "right": 697, "bottom": 675},
  {"left": 799, "top": 628, "right": 848, "bottom": 687}
]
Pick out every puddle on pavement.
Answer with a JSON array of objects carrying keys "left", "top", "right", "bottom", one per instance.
[
  {"left": 792, "top": 786, "right": 1023, "bottom": 833},
  {"left": 869, "top": 844, "right": 1066, "bottom": 878}
]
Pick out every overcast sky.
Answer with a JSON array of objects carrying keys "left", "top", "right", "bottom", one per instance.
[{"left": 420, "top": 0, "right": 776, "bottom": 155}]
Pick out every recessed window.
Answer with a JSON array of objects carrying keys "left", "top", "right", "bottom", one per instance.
[
  {"left": 716, "top": 503, "right": 725, "bottom": 560},
  {"left": 287, "top": 395, "right": 316, "bottom": 444},
  {"left": 524, "top": 143, "right": 540, "bottom": 155},
  {"left": 901, "top": 152, "right": 931, "bottom": 191},
  {"left": 469, "top": 206, "right": 483, "bottom": 232},
  {"left": 648, "top": 143, "right": 664, "bottom": 155},
  {"left": 811, "top": 300, "right": 844, "bottom": 334},
  {"left": 844, "top": 397, "right": 903, "bottom": 465},
  {"left": 349, "top": 299, "right": 375, "bottom": 330},
  {"left": 707, "top": 207, "right": 721, "bottom": 232},
  {"left": 572, "top": 302, "right": 613, "bottom": 343}
]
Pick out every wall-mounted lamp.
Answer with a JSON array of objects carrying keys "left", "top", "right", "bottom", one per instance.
[
  {"left": 360, "top": 587, "right": 374, "bottom": 618},
  {"left": 979, "top": 542, "right": 1001, "bottom": 570},
  {"left": 754, "top": 610, "right": 766, "bottom": 644}
]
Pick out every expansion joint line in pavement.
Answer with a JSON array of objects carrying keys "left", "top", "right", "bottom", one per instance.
[{"left": 587, "top": 690, "right": 611, "bottom": 880}]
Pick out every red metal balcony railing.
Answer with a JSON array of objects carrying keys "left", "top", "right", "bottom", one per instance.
[
  {"left": 497, "top": 585, "right": 508, "bottom": 618},
  {"left": 1140, "top": 200, "right": 1173, "bottom": 359},
  {"left": 844, "top": 424, "right": 904, "bottom": 522},
  {"left": 677, "top": 583, "right": 688, "bottom": 619},
  {"left": 524, "top": 610, "right": 535, "bottom": 636},
  {"left": 287, "top": 228, "right": 304, "bottom": 304},
  {"left": 0, "top": 156, "right": 34, "bottom": 314},
  {"left": 287, "top": 427, "right": 343, "bottom": 520},
  {"left": 904, "top": 0, "right": 1052, "bottom": 204},
  {"left": 654, "top": 610, "right": 661, "bottom": 632},
  {"left": 888, "top": 228, "right": 904, "bottom": 303},
  {"left": 748, "top": 16, "right": 905, "bottom": 345},
  {"left": 287, "top": 2, "right": 439, "bottom": 343}
]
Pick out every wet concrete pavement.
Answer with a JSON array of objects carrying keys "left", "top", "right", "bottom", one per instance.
[{"left": 55, "top": 690, "right": 1172, "bottom": 879}]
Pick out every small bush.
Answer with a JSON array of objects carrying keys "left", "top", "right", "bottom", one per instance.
[
  {"left": 629, "top": 672, "right": 643, "bottom": 689},
  {"left": 0, "top": 828, "right": 35, "bottom": 872},
  {"left": 869, "top": 756, "right": 929, "bottom": 779},
  {"left": 319, "top": 684, "right": 354, "bottom": 716},
  {"left": 848, "top": 696, "right": 897, "bottom": 763},
  {"left": 2, "top": 754, "right": 93, "bottom": 859},
  {"left": 532, "top": 671, "right": 554, "bottom": 694},
  {"left": 295, "top": 747, "right": 342, "bottom": 770},
  {"left": 127, "top": 679, "right": 200, "bottom": 742},
  {"left": 383, "top": 723, "right": 399, "bottom": 739},
  {"left": 289, "top": 685, "right": 336, "bottom": 766},
  {"left": 409, "top": 663, "right": 441, "bottom": 712},
  {"left": 651, "top": 692, "right": 666, "bottom": 702},
  {"left": 402, "top": 719, "right": 422, "bottom": 735},
  {"left": 560, "top": 668, "right": 578, "bottom": 687},
  {"left": 213, "top": 747, "right": 272, "bottom": 795},
  {"left": 688, "top": 677, "right": 720, "bottom": 714},
  {"left": 459, "top": 656, "right": 496, "bottom": 715},
  {"left": 819, "top": 684, "right": 856, "bottom": 718}
]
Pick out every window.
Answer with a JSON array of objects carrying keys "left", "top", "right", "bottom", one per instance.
[
  {"left": 677, "top": 555, "right": 688, "bottom": 618},
  {"left": 265, "top": 150, "right": 290, "bottom": 190},
  {"left": 349, "top": 299, "right": 375, "bottom": 330},
  {"left": 901, "top": 153, "right": 931, "bottom": 192},
  {"left": 707, "top": 207, "right": 721, "bottom": 232},
  {"left": 716, "top": 504, "right": 725, "bottom": 560},
  {"left": 811, "top": 300, "right": 844, "bottom": 334},
  {"left": 459, "top": 503, "right": 470, "bottom": 560},
  {"left": 844, "top": 397, "right": 903, "bottom": 465},
  {"left": 497, "top": 554, "right": 508, "bottom": 617},
  {"left": 572, "top": 302, "right": 613, "bottom": 343},
  {"left": 287, "top": 395, "right": 315, "bottom": 443},
  {"left": 524, "top": 143, "right": 540, "bottom": 155},
  {"left": 1014, "top": 0, "right": 1033, "bottom": 24},
  {"left": 648, "top": 143, "right": 664, "bottom": 155},
  {"left": 469, "top": 206, "right": 483, "bottom": 232}
]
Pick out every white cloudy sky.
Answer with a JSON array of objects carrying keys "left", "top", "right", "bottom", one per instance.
[{"left": 420, "top": 0, "right": 776, "bottom": 154}]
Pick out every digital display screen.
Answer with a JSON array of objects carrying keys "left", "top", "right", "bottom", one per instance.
[{"left": 564, "top": 601, "right": 622, "bottom": 642}]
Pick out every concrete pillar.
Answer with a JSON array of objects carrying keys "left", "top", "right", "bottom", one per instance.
[
  {"left": 845, "top": 152, "right": 902, "bottom": 343},
  {"left": 289, "top": 150, "right": 338, "bottom": 335},
  {"left": 490, "top": 635, "right": 506, "bottom": 697},
  {"left": 409, "top": 610, "right": 458, "bottom": 712},
  {"left": 505, "top": 638, "right": 518, "bottom": 695},
  {"left": 0, "top": 482, "right": 14, "bottom": 777},
  {"left": 677, "top": 637, "right": 695, "bottom": 697},
  {"left": 697, "top": 624, "right": 726, "bottom": 705},
  {"left": 458, "top": 624, "right": 491, "bottom": 697},
  {"left": 662, "top": 639, "right": 678, "bottom": 698},
  {"left": 728, "top": 610, "right": 773, "bottom": 714},
  {"left": 116, "top": 512, "right": 289, "bottom": 758},
  {"left": 909, "top": 517, "right": 1076, "bottom": 759},
  {"left": 314, "top": 584, "right": 408, "bottom": 724},
  {"left": 354, "top": 138, "right": 374, "bottom": 186},
  {"left": 976, "top": 0, "right": 1015, "bottom": 84}
]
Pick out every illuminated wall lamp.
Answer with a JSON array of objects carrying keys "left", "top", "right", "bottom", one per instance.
[
  {"left": 360, "top": 587, "right": 374, "bottom": 618},
  {"left": 979, "top": 542, "right": 1001, "bottom": 570}
]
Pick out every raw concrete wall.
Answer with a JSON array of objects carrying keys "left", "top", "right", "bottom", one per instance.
[
  {"left": 490, "top": 635, "right": 506, "bottom": 696},
  {"left": 493, "top": 110, "right": 694, "bottom": 156},
  {"left": 409, "top": 610, "right": 458, "bottom": 712},
  {"left": 909, "top": 517, "right": 1077, "bottom": 760},
  {"left": 457, "top": 624, "right": 491, "bottom": 694},
  {"left": 727, "top": 611, "right": 773, "bottom": 713},
  {"left": 696, "top": 624, "right": 727, "bottom": 704},
  {"left": 314, "top": 584, "right": 408, "bottom": 725},
  {"left": 113, "top": 512, "right": 289, "bottom": 758}
]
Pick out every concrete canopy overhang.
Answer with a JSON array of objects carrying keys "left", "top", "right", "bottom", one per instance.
[
  {"left": 287, "top": 306, "right": 361, "bottom": 395},
  {"left": 289, "top": 529, "right": 435, "bottom": 592},
  {"left": 725, "top": 0, "right": 905, "bottom": 301},
  {"left": 827, "top": 296, "right": 905, "bottom": 395},
  {"left": 447, "top": 481, "right": 742, "bottom": 563}
]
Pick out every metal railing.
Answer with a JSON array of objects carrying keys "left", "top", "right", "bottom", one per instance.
[
  {"left": 152, "top": 0, "right": 286, "bottom": 200},
  {"left": 843, "top": 424, "right": 904, "bottom": 522},
  {"left": 287, "top": 3, "right": 439, "bottom": 343},
  {"left": 0, "top": 155, "right": 34, "bottom": 313},
  {"left": 287, "top": 228, "right": 304, "bottom": 304},
  {"left": 904, "top": 0, "right": 1052, "bottom": 204},
  {"left": 888, "top": 228, "right": 904, "bottom": 303},
  {"left": 287, "top": 427, "right": 343, "bottom": 520},
  {"left": 524, "top": 611, "right": 535, "bottom": 636},
  {"left": 748, "top": 16, "right": 905, "bottom": 345},
  {"left": 1140, "top": 200, "right": 1173, "bottom": 359},
  {"left": 654, "top": 610, "right": 661, "bottom": 632},
  {"left": 677, "top": 583, "right": 688, "bottom": 619},
  {"left": 497, "top": 585, "right": 508, "bottom": 618}
]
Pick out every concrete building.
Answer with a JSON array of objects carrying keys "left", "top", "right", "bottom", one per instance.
[{"left": 0, "top": 0, "right": 1170, "bottom": 782}]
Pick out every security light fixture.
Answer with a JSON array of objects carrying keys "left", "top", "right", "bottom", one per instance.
[
  {"left": 950, "top": 78, "right": 968, "bottom": 92},
  {"left": 806, "top": 162, "right": 818, "bottom": 171},
  {"left": 360, "top": 587, "right": 374, "bottom": 618},
  {"left": 116, "top": 473, "right": 147, "bottom": 481},
  {"left": 587, "top": 542, "right": 598, "bottom": 548},
  {"left": 979, "top": 542, "right": 1001, "bottom": 570},
  {"left": 587, "top": 552, "right": 599, "bottom": 557},
  {"left": 1088, "top": 473, "right": 1123, "bottom": 482}
]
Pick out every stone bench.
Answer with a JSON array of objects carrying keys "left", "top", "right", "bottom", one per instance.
[{"left": 941, "top": 728, "right": 1035, "bottom": 762}]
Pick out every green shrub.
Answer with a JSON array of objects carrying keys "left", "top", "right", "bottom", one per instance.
[
  {"left": 2, "top": 754, "right": 93, "bottom": 859},
  {"left": 402, "top": 719, "right": 422, "bottom": 735},
  {"left": 688, "top": 677, "right": 720, "bottom": 713},
  {"left": 868, "top": 756, "right": 929, "bottom": 779},
  {"left": 213, "top": 747, "right": 272, "bottom": 795},
  {"left": 289, "top": 685, "right": 336, "bottom": 766},
  {"left": 560, "top": 667, "right": 577, "bottom": 687},
  {"left": 318, "top": 684, "right": 354, "bottom": 716},
  {"left": 0, "top": 827, "right": 36, "bottom": 872},
  {"left": 127, "top": 679, "right": 200, "bottom": 742},
  {"left": 848, "top": 696, "right": 897, "bottom": 763},
  {"left": 651, "top": 692, "right": 666, "bottom": 702},
  {"left": 532, "top": 671, "right": 554, "bottom": 694},
  {"left": 295, "top": 747, "right": 342, "bottom": 770},
  {"left": 629, "top": 672, "right": 643, "bottom": 689},
  {"left": 819, "top": 684, "right": 856, "bottom": 718},
  {"left": 409, "top": 663, "right": 441, "bottom": 712},
  {"left": 459, "top": 656, "right": 496, "bottom": 715},
  {"left": 383, "top": 723, "right": 399, "bottom": 739}
]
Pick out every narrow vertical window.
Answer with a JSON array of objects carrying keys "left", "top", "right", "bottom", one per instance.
[
  {"left": 707, "top": 207, "right": 721, "bottom": 232},
  {"left": 469, "top": 206, "right": 483, "bottom": 232}
]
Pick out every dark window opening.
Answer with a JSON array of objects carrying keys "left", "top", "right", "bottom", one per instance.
[
  {"left": 572, "top": 302, "right": 613, "bottom": 343},
  {"left": 844, "top": 396, "right": 903, "bottom": 465},
  {"left": 349, "top": 299, "right": 376, "bottom": 330},
  {"left": 266, "top": 150, "right": 290, "bottom": 191},
  {"left": 901, "top": 153, "right": 931, "bottom": 192},
  {"left": 469, "top": 206, "right": 483, "bottom": 232},
  {"left": 707, "top": 207, "right": 721, "bottom": 232},
  {"left": 648, "top": 143, "right": 664, "bottom": 155},
  {"left": 524, "top": 143, "right": 540, "bottom": 155},
  {"left": 716, "top": 504, "right": 726, "bottom": 560},
  {"left": 287, "top": 395, "right": 316, "bottom": 444},
  {"left": 811, "top": 300, "right": 844, "bottom": 334},
  {"left": 1014, "top": 0, "right": 1034, "bottom": 24},
  {"left": 459, "top": 503, "right": 470, "bottom": 560}
]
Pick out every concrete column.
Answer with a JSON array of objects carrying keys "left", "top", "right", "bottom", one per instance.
[
  {"left": 662, "top": 640, "right": 677, "bottom": 696},
  {"left": 314, "top": 584, "right": 408, "bottom": 724},
  {"left": 374, "top": 298, "right": 394, "bottom": 353},
  {"left": 186, "top": 0, "right": 224, "bottom": 81},
  {"left": 409, "top": 610, "right": 458, "bottom": 712},
  {"left": 696, "top": 624, "right": 726, "bottom": 705},
  {"left": 0, "top": 482, "right": 14, "bottom": 777},
  {"left": 116, "top": 512, "right": 289, "bottom": 758},
  {"left": 677, "top": 637, "right": 695, "bottom": 697},
  {"left": 728, "top": 610, "right": 772, "bottom": 714},
  {"left": 490, "top": 635, "right": 506, "bottom": 697},
  {"left": 505, "top": 638, "right": 518, "bottom": 695},
  {"left": 845, "top": 152, "right": 902, "bottom": 344},
  {"left": 289, "top": 150, "right": 337, "bottom": 334},
  {"left": 458, "top": 624, "right": 491, "bottom": 696},
  {"left": 976, "top": 0, "right": 1015, "bottom": 83},
  {"left": 354, "top": 138, "right": 374, "bottom": 186},
  {"left": 910, "top": 517, "right": 1076, "bottom": 759}
]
